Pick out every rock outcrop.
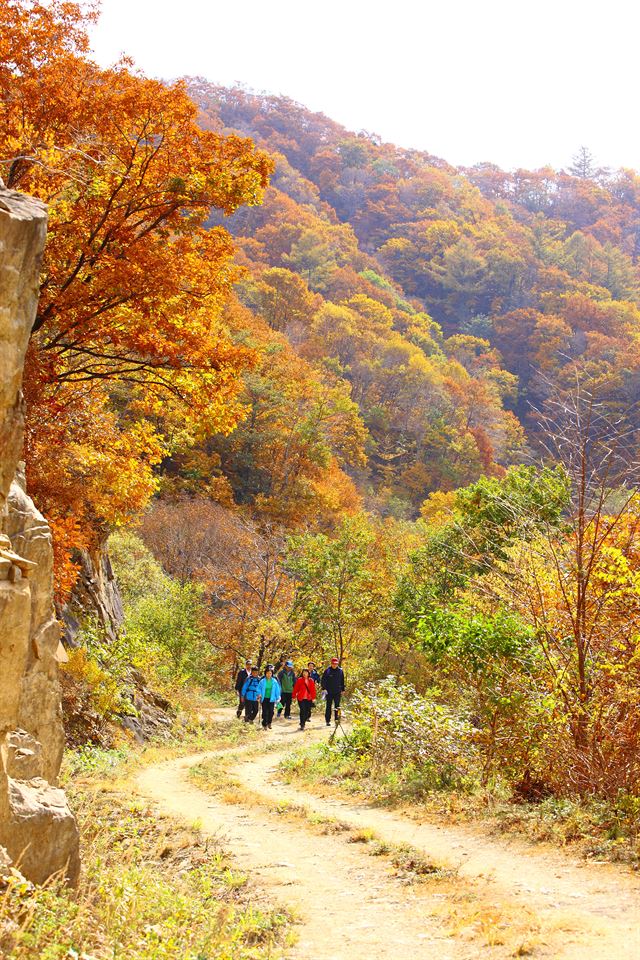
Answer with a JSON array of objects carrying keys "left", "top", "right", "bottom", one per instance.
[
  {"left": 120, "top": 670, "right": 174, "bottom": 743},
  {"left": 62, "top": 543, "right": 124, "bottom": 646},
  {"left": 0, "top": 187, "right": 79, "bottom": 885}
]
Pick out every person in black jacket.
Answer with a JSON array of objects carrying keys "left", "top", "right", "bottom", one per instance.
[
  {"left": 234, "top": 659, "right": 252, "bottom": 718},
  {"left": 321, "top": 657, "right": 345, "bottom": 726}
]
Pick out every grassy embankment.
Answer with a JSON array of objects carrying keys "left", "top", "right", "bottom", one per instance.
[
  {"left": 278, "top": 735, "right": 640, "bottom": 868},
  {"left": 0, "top": 717, "right": 292, "bottom": 960}
]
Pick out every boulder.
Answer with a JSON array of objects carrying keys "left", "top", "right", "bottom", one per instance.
[{"left": 4, "top": 778, "right": 79, "bottom": 885}]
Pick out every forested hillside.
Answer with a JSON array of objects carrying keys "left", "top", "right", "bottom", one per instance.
[
  {"left": 14, "top": 25, "right": 640, "bottom": 584},
  {"left": 134, "top": 78, "right": 639, "bottom": 525}
]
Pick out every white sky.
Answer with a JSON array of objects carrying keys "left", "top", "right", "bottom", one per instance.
[{"left": 89, "top": 0, "right": 640, "bottom": 173}]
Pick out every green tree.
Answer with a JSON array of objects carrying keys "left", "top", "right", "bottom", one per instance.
[
  {"left": 287, "top": 515, "right": 375, "bottom": 662},
  {"left": 404, "top": 464, "right": 571, "bottom": 611},
  {"left": 125, "top": 581, "right": 211, "bottom": 684},
  {"left": 283, "top": 229, "right": 338, "bottom": 290},
  {"left": 109, "top": 531, "right": 213, "bottom": 686}
]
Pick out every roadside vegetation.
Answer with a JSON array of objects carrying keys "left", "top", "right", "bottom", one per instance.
[
  {"left": 61, "top": 530, "right": 226, "bottom": 747},
  {"left": 0, "top": 743, "right": 291, "bottom": 960},
  {"left": 281, "top": 688, "right": 640, "bottom": 867}
]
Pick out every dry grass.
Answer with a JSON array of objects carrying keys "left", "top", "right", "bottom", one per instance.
[
  {"left": 1, "top": 731, "right": 290, "bottom": 960},
  {"left": 282, "top": 740, "right": 640, "bottom": 868}
]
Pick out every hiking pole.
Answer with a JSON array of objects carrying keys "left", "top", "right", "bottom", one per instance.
[{"left": 328, "top": 707, "right": 347, "bottom": 744}]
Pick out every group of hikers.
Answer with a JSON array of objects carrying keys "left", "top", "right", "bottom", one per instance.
[{"left": 234, "top": 657, "right": 346, "bottom": 731}]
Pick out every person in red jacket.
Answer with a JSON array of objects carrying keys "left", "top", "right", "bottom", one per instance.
[{"left": 293, "top": 668, "right": 316, "bottom": 730}]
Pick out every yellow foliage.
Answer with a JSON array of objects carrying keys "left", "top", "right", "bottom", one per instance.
[
  {"left": 420, "top": 490, "right": 458, "bottom": 527},
  {"left": 62, "top": 648, "right": 123, "bottom": 718}
]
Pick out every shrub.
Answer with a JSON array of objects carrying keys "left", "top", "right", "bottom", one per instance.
[
  {"left": 349, "top": 676, "right": 479, "bottom": 790},
  {"left": 415, "top": 606, "right": 551, "bottom": 783},
  {"left": 61, "top": 622, "right": 132, "bottom": 746},
  {"left": 125, "top": 579, "right": 214, "bottom": 686}
]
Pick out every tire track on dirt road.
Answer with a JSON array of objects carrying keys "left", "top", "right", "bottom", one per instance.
[{"left": 137, "top": 711, "right": 640, "bottom": 959}]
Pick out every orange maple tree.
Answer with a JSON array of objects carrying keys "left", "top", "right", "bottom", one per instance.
[{"left": 0, "top": 0, "right": 272, "bottom": 597}]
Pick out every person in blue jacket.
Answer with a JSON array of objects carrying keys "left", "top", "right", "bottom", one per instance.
[
  {"left": 240, "top": 665, "right": 262, "bottom": 723},
  {"left": 257, "top": 666, "right": 281, "bottom": 729}
]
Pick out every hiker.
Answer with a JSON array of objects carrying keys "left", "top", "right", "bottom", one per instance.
[
  {"left": 240, "top": 665, "right": 261, "bottom": 724},
  {"left": 277, "top": 660, "right": 296, "bottom": 719},
  {"left": 257, "top": 666, "right": 281, "bottom": 730},
  {"left": 234, "top": 658, "right": 252, "bottom": 718},
  {"left": 306, "top": 661, "right": 321, "bottom": 721},
  {"left": 293, "top": 668, "right": 316, "bottom": 730},
  {"left": 321, "top": 657, "right": 345, "bottom": 726}
]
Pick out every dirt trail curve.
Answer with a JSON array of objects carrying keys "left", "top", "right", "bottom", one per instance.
[{"left": 136, "top": 709, "right": 640, "bottom": 960}]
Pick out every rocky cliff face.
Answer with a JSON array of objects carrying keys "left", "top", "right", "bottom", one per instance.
[
  {"left": 0, "top": 187, "right": 79, "bottom": 885},
  {"left": 62, "top": 544, "right": 124, "bottom": 647}
]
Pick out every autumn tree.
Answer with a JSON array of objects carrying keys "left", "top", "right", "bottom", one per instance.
[
  {"left": 0, "top": 0, "right": 272, "bottom": 595},
  {"left": 240, "top": 267, "right": 320, "bottom": 334},
  {"left": 139, "top": 498, "right": 294, "bottom": 668},
  {"left": 521, "top": 378, "right": 640, "bottom": 771},
  {"left": 411, "top": 376, "right": 640, "bottom": 795}
]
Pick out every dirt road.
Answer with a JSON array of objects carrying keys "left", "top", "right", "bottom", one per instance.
[{"left": 136, "top": 711, "right": 640, "bottom": 960}]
